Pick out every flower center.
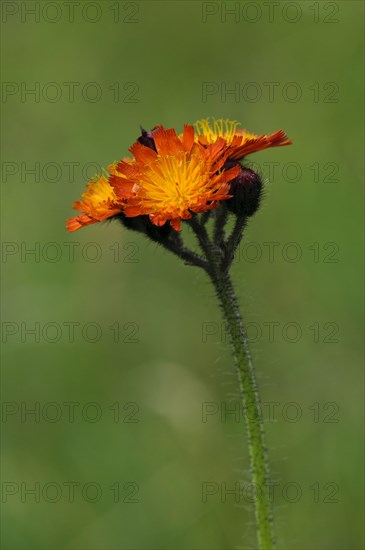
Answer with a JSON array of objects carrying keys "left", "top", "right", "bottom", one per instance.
[{"left": 139, "top": 152, "right": 209, "bottom": 215}]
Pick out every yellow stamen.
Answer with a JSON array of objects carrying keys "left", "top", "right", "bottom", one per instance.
[{"left": 194, "top": 117, "right": 240, "bottom": 145}]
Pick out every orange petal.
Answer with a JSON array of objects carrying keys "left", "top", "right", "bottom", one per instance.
[
  {"left": 170, "top": 218, "right": 181, "bottom": 231},
  {"left": 129, "top": 141, "right": 157, "bottom": 164},
  {"left": 66, "top": 214, "right": 94, "bottom": 232},
  {"left": 182, "top": 125, "right": 195, "bottom": 153},
  {"left": 153, "top": 127, "right": 184, "bottom": 156},
  {"left": 149, "top": 213, "right": 168, "bottom": 227},
  {"left": 109, "top": 174, "right": 136, "bottom": 199},
  {"left": 116, "top": 161, "right": 139, "bottom": 180},
  {"left": 267, "top": 129, "right": 292, "bottom": 147},
  {"left": 205, "top": 137, "right": 227, "bottom": 165},
  {"left": 124, "top": 205, "right": 143, "bottom": 218},
  {"left": 220, "top": 164, "right": 241, "bottom": 183},
  {"left": 231, "top": 130, "right": 292, "bottom": 159}
]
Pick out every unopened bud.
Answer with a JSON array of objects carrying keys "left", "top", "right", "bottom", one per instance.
[
  {"left": 226, "top": 167, "right": 263, "bottom": 217},
  {"left": 137, "top": 127, "right": 157, "bottom": 152}
]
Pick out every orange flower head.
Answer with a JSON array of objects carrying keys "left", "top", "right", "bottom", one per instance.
[
  {"left": 67, "top": 120, "right": 292, "bottom": 233},
  {"left": 109, "top": 125, "right": 240, "bottom": 231},
  {"left": 66, "top": 165, "right": 123, "bottom": 232},
  {"left": 194, "top": 118, "right": 292, "bottom": 160}
]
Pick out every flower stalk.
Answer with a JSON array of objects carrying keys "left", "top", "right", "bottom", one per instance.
[
  {"left": 215, "top": 273, "right": 275, "bottom": 550},
  {"left": 189, "top": 215, "right": 275, "bottom": 550}
]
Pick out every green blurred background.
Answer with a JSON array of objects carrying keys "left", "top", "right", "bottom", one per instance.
[{"left": 1, "top": 1, "right": 364, "bottom": 548}]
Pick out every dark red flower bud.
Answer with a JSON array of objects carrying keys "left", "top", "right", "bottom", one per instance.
[
  {"left": 137, "top": 127, "right": 157, "bottom": 152},
  {"left": 226, "top": 167, "right": 263, "bottom": 217}
]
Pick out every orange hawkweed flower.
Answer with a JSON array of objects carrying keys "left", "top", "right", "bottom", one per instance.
[
  {"left": 66, "top": 166, "right": 123, "bottom": 232},
  {"left": 109, "top": 125, "right": 240, "bottom": 231},
  {"left": 194, "top": 118, "right": 292, "bottom": 160},
  {"left": 67, "top": 120, "right": 292, "bottom": 233}
]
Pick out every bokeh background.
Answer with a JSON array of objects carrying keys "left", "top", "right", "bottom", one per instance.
[{"left": 1, "top": 1, "right": 364, "bottom": 549}]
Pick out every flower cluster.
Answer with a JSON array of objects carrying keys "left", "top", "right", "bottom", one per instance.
[{"left": 67, "top": 118, "right": 291, "bottom": 233}]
